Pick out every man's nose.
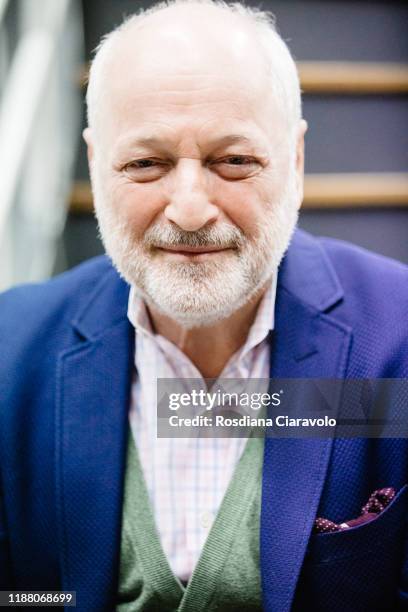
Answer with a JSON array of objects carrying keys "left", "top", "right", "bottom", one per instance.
[{"left": 164, "top": 158, "right": 219, "bottom": 231}]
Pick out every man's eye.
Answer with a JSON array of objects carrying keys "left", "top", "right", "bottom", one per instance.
[
  {"left": 128, "top": 159, "right": 158, "bottom": 169},
  {"left": 123, "top": 159, "right": 168, "bottom": 182},
  {"left": 223, "top": 156, "right": 253, "bottom": 165},
  {"left": 212, "top": 156, "right": 260, "bottom": 179}
]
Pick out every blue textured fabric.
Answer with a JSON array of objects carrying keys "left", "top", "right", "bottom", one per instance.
[{"left": 0, "top": 229, "right": 407, "bottom": 611}]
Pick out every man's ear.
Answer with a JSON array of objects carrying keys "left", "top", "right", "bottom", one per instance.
[
  {"left": 294, "top": 119, "right": 308, "bottom": 209},
  {"left": 83, "top": 127, "right": 94, "bottom": 167}
]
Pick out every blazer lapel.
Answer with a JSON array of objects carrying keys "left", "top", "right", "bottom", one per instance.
[
  {"left": 261, "top": 230, "right": 353, "bottom": 612},
  {"left": 55, "top": 267, "right": 134, "bottom": 610}
]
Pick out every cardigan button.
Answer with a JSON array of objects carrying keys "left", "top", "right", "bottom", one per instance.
[{"left": 200, "top": 510, "right": 213, "bottom": 529}]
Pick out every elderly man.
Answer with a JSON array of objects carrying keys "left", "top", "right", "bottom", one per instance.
[{"left": 1, "top": 1, "right": 408, "bottom": 610}]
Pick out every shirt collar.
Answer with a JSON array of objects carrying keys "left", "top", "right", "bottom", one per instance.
[
  {"left": 127, "top": 288, "right": 154, "bottom": 337},
  {"left": 243, "top": 272, "right": 277, "bottom": 352}
]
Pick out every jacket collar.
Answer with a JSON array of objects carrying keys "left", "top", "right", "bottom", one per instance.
[
  {"left": 278, "top": 228, "right": 343, "bottom": 312},
  {"left": 70, "top": 264, "right": 130, "bottom": 341}
]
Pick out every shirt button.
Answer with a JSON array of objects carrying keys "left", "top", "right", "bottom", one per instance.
[{"left": 200, "top": 511, "right": 213, "bottom": 529}]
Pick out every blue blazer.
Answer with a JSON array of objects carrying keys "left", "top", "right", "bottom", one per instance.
[{"left": 1, "top": 229, "right": 408, "bottom": 611}]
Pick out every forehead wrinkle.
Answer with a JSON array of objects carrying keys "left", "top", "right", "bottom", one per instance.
[
  {"left": 114, "top": 130, "right": 268, "bottom": 157},
  {"left": 110, "top": 72, "right": 265, "bottom": 106},
  {"left": 107, "top": 76, "right": 267, "bottom": 136}
]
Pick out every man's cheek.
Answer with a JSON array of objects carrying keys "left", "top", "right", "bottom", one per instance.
[
  {"left": 115, "top": 188, "right": 164, "bottom": 229},
  {"left": 217, "top": 183, "right": 269, "bottom": 235}
]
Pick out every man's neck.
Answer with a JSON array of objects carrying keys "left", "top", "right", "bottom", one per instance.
[{"left": 146, "top": 281, "right": 271, "bottom": 379}]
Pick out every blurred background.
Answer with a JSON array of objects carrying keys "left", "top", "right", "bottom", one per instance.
[{"left": 0, "top": 0, "right": 407, "bottom": 291}]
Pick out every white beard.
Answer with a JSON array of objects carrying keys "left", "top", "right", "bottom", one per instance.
[{"left": 93, "top": 174, "right": 299, "bottom": 329}]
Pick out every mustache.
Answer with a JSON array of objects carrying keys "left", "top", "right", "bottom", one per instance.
[{"left": 143, "top": 223, "right": 246, "bottom": 250}]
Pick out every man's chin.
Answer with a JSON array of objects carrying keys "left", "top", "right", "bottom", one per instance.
[
  {"left": 128, "top": 272, "right": 247, "bottom": 329},
  {"left": 141, "top": 297, "right": 240, "bottom": 330},
  {"left": 135, "top": 273, "right": 269, "bottom": 330}
]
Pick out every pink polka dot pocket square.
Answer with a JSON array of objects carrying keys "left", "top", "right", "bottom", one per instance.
[{"left": 313, "top": 487, "right": 396, "bottom": 534}]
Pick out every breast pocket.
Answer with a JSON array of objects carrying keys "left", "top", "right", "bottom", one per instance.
[{"left": 294, "top": 485, "right": 408, "bottom": 612}]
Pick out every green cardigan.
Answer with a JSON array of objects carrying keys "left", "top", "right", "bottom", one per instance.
[{"left": 116, "top": 431, "right": 264, "bottom": 611}]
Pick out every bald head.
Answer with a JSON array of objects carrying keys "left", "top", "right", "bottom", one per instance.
[
  {"left": 104, "top": 3, "right": 269, "bottom": 87},
  {"left": 86, "top": 0, "right": 302, "bottom": 145}
]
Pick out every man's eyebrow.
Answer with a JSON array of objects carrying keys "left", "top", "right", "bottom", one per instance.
[
  {"left": 122, "top": 136, "right": 165, "bottom": 149},
  {"left": 206, "top": 134, "right": 256, "bottom": 147}
]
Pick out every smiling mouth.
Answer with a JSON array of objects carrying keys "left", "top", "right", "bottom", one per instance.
[{"left": 156, "top": 246, "right": 232, "bottom": 256}]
